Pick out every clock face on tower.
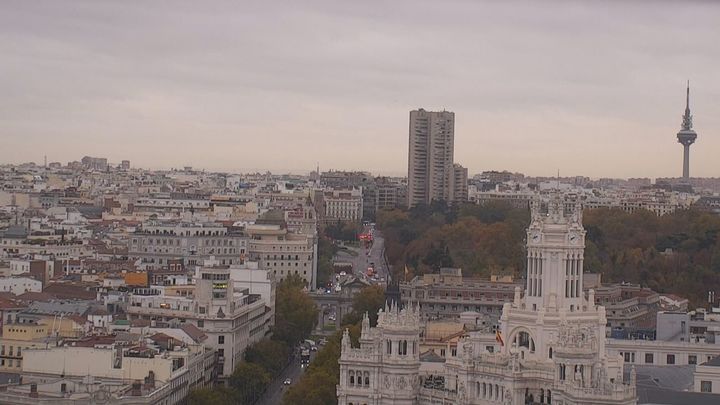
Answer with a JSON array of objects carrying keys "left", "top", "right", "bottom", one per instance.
[
  {"left": 569, "top": 232, "right": 579, "bottom": 244},
  {"left": 531, "top": 233, "right": 540, "bottom": 243}
]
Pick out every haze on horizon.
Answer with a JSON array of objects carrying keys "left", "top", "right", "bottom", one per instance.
[{"left": 1, "top": 0, "right": 719, "bottom": 179}]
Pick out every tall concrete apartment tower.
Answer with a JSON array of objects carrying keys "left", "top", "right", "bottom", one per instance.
[
  {"left": 677, "top": 82, "right": 697, "bottom": 180},
  {"left": 407, "top": 109, "right": 456, "bottom": 208}
]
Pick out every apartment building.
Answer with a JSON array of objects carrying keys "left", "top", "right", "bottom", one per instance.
[
  {"left": 407, "top": 109, "right": 456, "bottom": 208},
  {"left": 126, "top": 265, "right": 272, "bottom": 378},
  {"left": 128, "top": 221, "right": 248, "bottom": 270},
  {"left": 246, "top": 223, "right": 317, "bottom": 289},
  {"left": 399, "top": 268, "right": 521, "bottom": 325},
  {"left": 594, "top": 283, "right": 660, "bottom": 331},
  {"left": 321, "top": 188, "right": 363, "bottom": 222},
  {"left": 0, "top": 321, "right": 56, "bottom": 372},
  {"left": 452, "top": 163, "right": 468, "bottom": 203},
  {"left": 0, "top": 340, "right": 213, "bottom": 404}
]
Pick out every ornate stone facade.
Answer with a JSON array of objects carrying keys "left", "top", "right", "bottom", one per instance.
[{"left": 337, "top": 193, "right": 638, "bottom": 405}]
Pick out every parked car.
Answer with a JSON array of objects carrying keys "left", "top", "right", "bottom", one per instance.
[{"left": 284, "top": 378, "right": 292, "bottom": 385}]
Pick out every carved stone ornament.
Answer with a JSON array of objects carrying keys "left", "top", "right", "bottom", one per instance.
[{"left": 396, "top": 376, "right": 407, "bottom": 390}]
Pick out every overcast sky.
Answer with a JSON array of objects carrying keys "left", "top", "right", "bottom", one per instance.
[{"left": 1, "top": 1, "right": 718, "bottom": 178}]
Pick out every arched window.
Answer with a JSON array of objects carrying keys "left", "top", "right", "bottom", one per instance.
[
  {"left": 364, "top": 372, "right": 370, "bottom": 386},
  {"left": 549, "top": 347, "right": 553, "bottom": 359},
  {"left": 349, "top": 371, "right": 355, "bottom": 385},
  {"left": 483, "top": 383, "right": 487, "bottom": 398},
  {"left": 516, "top": 331, "right": 535, "bottom": 353},
  {"left": 386, "top": 340, "right": 392, "bottom": 355}
]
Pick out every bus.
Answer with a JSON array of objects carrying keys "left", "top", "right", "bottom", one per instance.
[{"left": 300, "top": 349, "right": 310, "bottom": 365}]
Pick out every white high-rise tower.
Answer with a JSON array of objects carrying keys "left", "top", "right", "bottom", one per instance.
[{"left": 407, "top": 109, "right": 455, "bottom": 208}]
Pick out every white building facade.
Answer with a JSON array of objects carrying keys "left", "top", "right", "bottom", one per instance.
[
  {"left": 337, "top": 194, "right": 638, "bottom": 405},
  {"left": 0, "top": 276, "right": 42, "bottom": 295},
  {"left": 126, "top": 265, "right": 273, "bottom": 379}
]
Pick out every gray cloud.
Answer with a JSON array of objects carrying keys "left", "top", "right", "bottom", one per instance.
[{"left": 1, "top": 0, "right": 718, "bottom": 178}]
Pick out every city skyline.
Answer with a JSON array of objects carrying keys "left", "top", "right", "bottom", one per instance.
[{"left": 2, "top": 1, "right": 719, "bottom": 178}]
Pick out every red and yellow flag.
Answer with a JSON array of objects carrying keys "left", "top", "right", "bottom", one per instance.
[{"left": 495, "top": 330, "right": 504, "bottom": 346}]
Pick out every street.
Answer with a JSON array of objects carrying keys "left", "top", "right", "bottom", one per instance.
[
  {"left": 332, "top": 227, "right": 388, "bottom": 285},
  {"left": 255, "top": 349, "right": 317, "bottom": 405}
]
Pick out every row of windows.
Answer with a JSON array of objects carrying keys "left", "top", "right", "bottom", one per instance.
[
  {"left": 265, "top": 254, "right": 305, "bottom": 260},
  {"left": 266, "top": 262, "right": 308, "bottom": 268},
  {"left": 476, "top": 382, "right": 505, "bottom": 401},
  {"left": 251, "top": 244, "right": 310, "bottom": 251},
  {"left": 0, "top": 358, "right": 21, "bottom": 368},
  {"left": 5, "top": 328, "right": 42, "bottom": 334},
  {"left": 134, "top": 237, "right": 241, "bottom": 246},
  {"left": 273, "top": 270, "right": 308, "bottom": 276},
  {"left": 424, "top": 304, "right": 502, "bottom": 313},
  {"left": 348, "top": 370, "right": 370, "bottom": 387},
  {"left": 385, "top": 339, "right": 416, "bottom": 356},
  {"left": 419, "top": 291, "right": 513, "bottom": 299},
  {"left": 0, "top": 345, "right": 28, "bottom": 356},
  {"left": 620, "top": 351, "right": 714, "bottom": 365},
  {"left": 138, "top": 247, "right": 242, "bottom": 255}
]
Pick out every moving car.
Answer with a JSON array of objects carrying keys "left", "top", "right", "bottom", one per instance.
[{"left": 284, "top": 378, "right": 292, "bottom": 385}]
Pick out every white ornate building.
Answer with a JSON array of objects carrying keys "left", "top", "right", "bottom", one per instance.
[{"left": 337, "top": 194, "right": 638, "bottom": 405}]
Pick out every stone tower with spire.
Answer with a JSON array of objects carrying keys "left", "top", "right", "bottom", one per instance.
[
  {"left": 677, "top": 81, "right": 698, "bottom": 180},
  {"left": 337, "top": 303, "right": 421, "bottom": 405},
  {"left": 337, "top": 193, "right": 636, "bottom": 405}
]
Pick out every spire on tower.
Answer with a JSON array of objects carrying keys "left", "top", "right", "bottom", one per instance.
[{"left": 681, "top": 80, "right": 693, "bottom": 131}]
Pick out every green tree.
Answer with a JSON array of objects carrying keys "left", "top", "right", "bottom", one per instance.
[
  {"left": 317, "top": 236, "right": 340, "bottom": 288},
  {"left": 274, "top": 274, "right": 318, "bottom": 346},
  {"left": 283, "top": 324, "right": 361, "bottom": 405},
  {"left": 342, "top": 285, "right": 386, "bottom": 326},
  {"left": 244, "top": 339, "right": 290, "bottom": 375},
  {"left": 188, "top": 387, "right": 236, "bottom": 405},
  {"left": 228, "top": 362, "right": 271, "bottom": 404},
  {"left": 282, "top": 368, "right": 337, "bottom": 405}
]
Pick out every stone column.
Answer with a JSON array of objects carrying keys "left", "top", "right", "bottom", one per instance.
[{"left": 317, "top": 306, "right": 324, "bottom": 331}]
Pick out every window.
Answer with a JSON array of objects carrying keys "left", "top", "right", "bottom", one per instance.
[
  {"left": 218, "top": 335, "right": 225, "bottom": 345},
  {"left": 667, "top": 354, "right": 675, "bottom": 365},
  {"left": 197, "top": 320, "right": 204, "bottom": 327},
  {"left": 701, "top": 380, "right": 712, "bottom": 393},
  {"left": 689, "top": 355, "right": 697, "bottom": 365},
  {"left": 645, "top": 353, "right": 654, "bottom": 364}
]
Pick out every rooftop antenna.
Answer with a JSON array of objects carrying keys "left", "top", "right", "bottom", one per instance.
[{"left": 556, "top": 169, "right": 560, "bottom": 190}]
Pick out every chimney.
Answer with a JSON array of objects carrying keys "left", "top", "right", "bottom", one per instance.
[
  {"left": 131, "top": 380, "right": 142, "bottom": 396},
  {"left": 144, "top": 371, "right": 156, "bottom": 390}
]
